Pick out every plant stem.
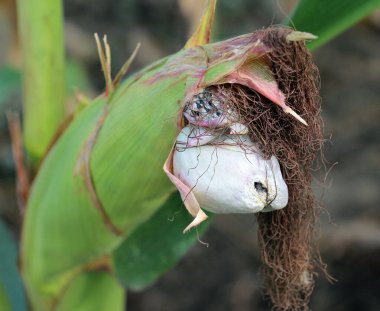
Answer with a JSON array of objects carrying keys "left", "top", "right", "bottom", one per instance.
[{"left": 17, "top": 0, "right": 65, "bottom": 162}]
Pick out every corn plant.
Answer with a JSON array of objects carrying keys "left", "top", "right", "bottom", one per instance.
[{"left": 1, "top": 0, "right": 380, "bottom": 310}]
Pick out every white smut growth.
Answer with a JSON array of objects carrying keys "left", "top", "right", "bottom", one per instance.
[
  {"left": 173, "top": 126, "right": 288, "bottom": 214},
  {"left": 172, "top": 89, "right": 288, "bottom": 216}
]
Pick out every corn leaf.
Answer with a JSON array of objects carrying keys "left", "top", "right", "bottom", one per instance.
[
  {"left": 113, "top": 192, "right": 211, "bottom": 290},
  {"left": 0, "top": 282, "right": 13, "bottom": 311},
  {"left": 185, "top": 0, "right": 217, "bottom": 48},
  {"left": 288, "top": 0, "right": 380, "bottom": 49},
  {"left": 0, "top": 219, "right": 27, "bottom": 311}
]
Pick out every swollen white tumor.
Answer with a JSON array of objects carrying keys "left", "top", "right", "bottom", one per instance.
[{"left": 173, "top": 126, "right": 288, "bottom": 214}]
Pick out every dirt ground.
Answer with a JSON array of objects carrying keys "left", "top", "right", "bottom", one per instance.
[{"left": 0, "top": 0, "right": 379, "bottom": 310}]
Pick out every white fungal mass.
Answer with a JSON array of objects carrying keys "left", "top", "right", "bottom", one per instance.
[
  {"left": 173, "top": 89, "right": 289, "bottom": 214},
  {"left": 173, "top": 126, "right": 288, "bottom": 213}
]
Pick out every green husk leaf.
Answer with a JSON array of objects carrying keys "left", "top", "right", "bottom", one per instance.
[
  {"left": 21, "top": 98, "right": 119, "bottom": 309},
  {"left": 113, "top": 192, "right": 211, "bottom": 290},
  {"left": 21, "top": 54, "right": 186, "bottom": 308},
  {"left": 55, "top": 271, "right": 124, "bottom": 311},
  {"left": 288, "top": 0, "right": 380, "bottom": 49}
]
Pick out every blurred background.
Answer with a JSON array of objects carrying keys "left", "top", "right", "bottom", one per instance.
[{"left": 0, "top": 0, "right": 379, "bottom": 310}]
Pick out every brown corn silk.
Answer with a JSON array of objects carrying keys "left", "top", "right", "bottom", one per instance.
[{"left": 210, "top": 27, "right": 325, "bottom": 310}]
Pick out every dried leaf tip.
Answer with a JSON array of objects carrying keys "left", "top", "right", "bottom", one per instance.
[
  {"left": 94, "top": 33, "right": 113, "bottom": 95},
  {"left": 113, "top": 43, "right": 141, "bottom": 88},
  {"left": 95, "top": 33, "right": 140, "bottom": 95},
  {"left": 184, "top": 0, "right": 217, "bottom": 48},
  {"left": 286, "top": 31, "right": 318, "bottom": 42}
]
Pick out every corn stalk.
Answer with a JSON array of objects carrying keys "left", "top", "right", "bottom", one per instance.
[{"left": 17, "top": 0, "right": 65, "bottom": 162}]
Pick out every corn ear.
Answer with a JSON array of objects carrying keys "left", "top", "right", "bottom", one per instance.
[
  {"left": 21, "top": 2, "right": 314, "bottom": 310},
  {"left": 21, "top": 32, "right": 288, "bottom": 307}
]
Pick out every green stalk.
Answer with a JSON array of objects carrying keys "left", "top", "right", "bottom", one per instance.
[{"left": 17, "top": 0, "right": 65, "bottom": 161}]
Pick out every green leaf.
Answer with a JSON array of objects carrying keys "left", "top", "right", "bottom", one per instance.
[
  {"left": 113, "top": 192, "right": 211, "bottom": 290},
  {"left": 55, "top": 271, "right": 124, "bottom": 311},
  {"left": 0, "top": 219, "right": 27, "bottom": 311},
  {"left": 288, "top": 0, "right": 380, "bottom": 49},
  {"left": 0, "top": 281, "right": 13, "bottom": 311},
  {"left": 185, "top": 0, "right": 217, "bottom": 48}
]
